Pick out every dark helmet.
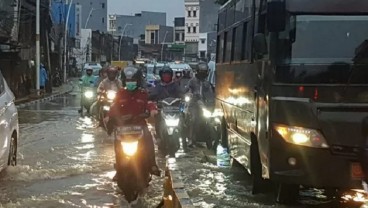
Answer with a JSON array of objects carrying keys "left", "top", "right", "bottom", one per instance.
[
  {"left": 86, "top": 67, "right": 93, "bottom": 76},
  {"left": 107, "top": 67, "right": 118, "bottom": 81},
  {"left": 121, "top": 66, "right": 142, "bottom": 87},
  {"left": 195, "top": 62, "right": 209, "bottom": 80},
  {"left": 159, "top": 65, "right": 173, "bottom": 83}
]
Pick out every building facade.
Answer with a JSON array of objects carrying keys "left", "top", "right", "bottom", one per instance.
[
  {"left": 184, "top": 0, "right": 200, "bottom": 42},
  {"left": 108, "top": 11, "right": 166, "bottom": 39},
  {"left": 73, "top": 0, "right": 108, "bottom": 32},
  {"left": 145, "top": 25, "right": 173, "bottom": 44},
  {"left": 174, "top": 17, "right": 185, "bottom": 44}
]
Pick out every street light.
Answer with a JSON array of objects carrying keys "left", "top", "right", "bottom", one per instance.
[
  {"left": 161, "top": 31, "right": 169, "bottom": 61},
  {"left": 85, "top": 7, "right": 101, "bottom": 29},
  {"left": 118, "top": 23, "right": 132, "bottom": 61}
]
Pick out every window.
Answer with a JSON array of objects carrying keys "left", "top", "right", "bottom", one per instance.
[
  {"left": 225, "top": 30, "right": 232, "bottom": 62},
  {"left": 175, "top": 33, "right": 180, "bottom": 41},
  {"left": 193, "top": 10, "right": 197, "bottom": 17},
  {"left": 187, "top": 27, "right": 191, "bottom": 33},
  {"left": 193, "top": 26, "right": 197, "bottom": 33},
  {"left": 234, "top": 24, "right": 243, "bottom": 61},
  {"left": 150, "top": 32, "right": 155, "bottom": 44},
  {"left": 75, "top": 39, "right": 81, "bottom": 49},
  {"left": 200, "top": 51, "right": 206, "bottom": 58},
  {"left": 102, "top": 17, "right": 104, "bottom": 23},
  {"left": 102, "top": 3, "right": 105, "bottom": 8},
  {"left": 181, "top": 33, "right": 185, "bottom": 41},
  {"left": 241, "top": 22, "right": 248, "bottom": 60},
  {"left": 231, "top": 27, "right": 236, "bottom": 61},
  {"left": 0, "top": 71, "right": 4, "bottom": 94},
  {"left": 188, "top": 11, "right": 191, "bottom": 17},
  {"left": 222, "top": 32, "right": 227, "bottom": 62}
]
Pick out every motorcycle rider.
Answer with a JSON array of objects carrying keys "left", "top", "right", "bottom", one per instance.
[
  {"left": 185, "top": 62, "right": 215, "bottom": 147},
  {"left": 105, "top": 66, "right": 160, "bottom": 181},
  {"left": 90, "top": 67, "right": 122, "bottom": 119},
  {"left": 97, "top": 67, "right": 122, "bottom": 93},
  {"left": 148, "top": 66, "right": 184, "bottom": 141},
  {"left": 80, "top": 67, "right": 95, "bottom": 87},
  {"left": 94, "top": 67, "right": 107, "bottom": 87}
]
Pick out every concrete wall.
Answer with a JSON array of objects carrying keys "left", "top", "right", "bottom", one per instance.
[
  {"left": 116, "top": 11, "right": 166, "bottom": 39},
  {"left": 74, "top": 0, "right": 108, "bottom": 32}
]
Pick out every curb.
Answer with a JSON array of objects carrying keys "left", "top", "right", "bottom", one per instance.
[
  {"left": 164, "top": 158, "right": 195, "bottom": 208},
  {"left": 15, "top": 85, "right": 74, "bottom": 108}
]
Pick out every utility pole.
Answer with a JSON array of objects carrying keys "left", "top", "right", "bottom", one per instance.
[
  {"left": 36, "top": 0, "right": 40, "bottom": 92},
  {"left": 63, "top": 0, "right": 73, "bottom": 83}
]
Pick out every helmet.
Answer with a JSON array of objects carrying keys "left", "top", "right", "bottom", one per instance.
[
  {"left": 159, "top": 65, "right": 173, "bottom": 83},
  {"left": 121, "top": 66, "right": 142, "bottom": 91},
  {"left": 195, "top": 62, "right": 209, "bottom": 80},
  {"left": 86, "top": 67, "right": 93, "bottom": 76},
  {"left": 107, "top": 67, "right": 118, "bottom": 81}
]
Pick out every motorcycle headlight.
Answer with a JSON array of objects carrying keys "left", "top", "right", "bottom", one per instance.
[
  {"left": 203, "top": 108, "right": 212, "bottom": 118},
  {"left": 121, "top": 141, "right": 138, "bottom": 156},
  {"left": 184, "top": 96, "right": 191, "bottom": 102},
  {"left": 103, "top": 105, "right": 110, "bottom": 111},
  {"left": 165, "top": 118, "right": 180, "bottom": 127},
  {"left": 106, "top": 90, "right": 116, "bottom": 101},
  {"left": 84, "top": 91, "right": 94, "bottom": 99},
  {"left": 274, "top": 124, "right": 329, "bottom": 148}
]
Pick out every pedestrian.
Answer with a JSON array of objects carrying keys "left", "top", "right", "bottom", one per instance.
[
  {"left": 40, "top": 64, "right": 48, "bottom": 94},
  {"left": 207, "top": 57, "right": 216, "bottom": 91}
]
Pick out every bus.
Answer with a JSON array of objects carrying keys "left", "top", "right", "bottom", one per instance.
[{"left": 216, "top": 0, "right": 368, "bottom": 203}]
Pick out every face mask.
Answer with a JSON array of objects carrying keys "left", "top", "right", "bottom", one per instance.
[
  {"left": 126, "top": 81, "right": 138, "bottom": 91},
  {"left": 162, "top": 74, "right": 172, "bottom": 83}
]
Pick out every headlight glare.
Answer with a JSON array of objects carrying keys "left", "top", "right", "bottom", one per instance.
[
  {"left": 203, "top": 108, "right": 212, "bottom": 118},
  {"left": 274, "top": 124, "right": 329, "bottom": 148},
  {"left": 165, "top": 118, "right": 180, "bottom": 127},
  {"left": 106, "top": 90, "right": 116, "bottom": 100},
  {"left": 121, "top": 141, "right": 138, "bottom": 156},
  {"left": 84, "top": 91, "right": 94, "bottom": 98}
]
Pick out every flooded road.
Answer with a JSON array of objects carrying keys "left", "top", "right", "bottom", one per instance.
[
  {"left": 0, "top": 85, "right": 366, "bottom": 208},
  {"left": 0, "top": 88, "right": 164, "bottom": 207}
]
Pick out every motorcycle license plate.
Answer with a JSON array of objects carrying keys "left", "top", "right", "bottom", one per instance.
[
  {"left": 351, "top": 162, "right": 364, "bottom": 179},
  {"left": 117, "top": 126, "right": 143, "bottom": 135}
]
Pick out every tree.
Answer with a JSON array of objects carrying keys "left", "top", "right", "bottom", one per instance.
[{"left": 215, "top": 0, "right": 228, "bottom": 5}]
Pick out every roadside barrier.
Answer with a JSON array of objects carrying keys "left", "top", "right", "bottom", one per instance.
[{"left": 162, "top": 158, "right": 195, "bottom": 208}]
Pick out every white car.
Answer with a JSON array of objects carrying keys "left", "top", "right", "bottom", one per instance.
[{"left": 0, "top": 71, "right": 18, "bottom": 171}]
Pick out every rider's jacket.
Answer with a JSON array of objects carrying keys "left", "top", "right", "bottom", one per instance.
[
  {"left": 108, "top": 88, "right": 157, "bottom": 125},
  {"left": 98, "top": 78, "right": 122, "bottom": 93},
  {"left": 80, "top": 75, "right": 95, "bottom": 87},
  {"left": 148, "top": 81, "right": 183, "bottom": 101}
]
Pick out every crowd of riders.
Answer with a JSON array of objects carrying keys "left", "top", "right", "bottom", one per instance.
[{"left": 79, "top": 60, "right": 216, "bottom": 182}]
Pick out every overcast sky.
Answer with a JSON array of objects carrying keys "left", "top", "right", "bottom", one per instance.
[{"left": 108, "top": 0, "right": 185, "bottom": 26}]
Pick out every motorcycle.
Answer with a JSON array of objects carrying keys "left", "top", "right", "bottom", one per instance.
[
  {"left": 114, "top": 114, "right": 151, "bottom": 203},
  {"left": 98, "top": 89, "right": 117, "bottom": 129},
  {"left": 157, "top": 97, "right": 186, "bottom": 156},
  {"left": 183, "top": 93, "right": 221, "bottom": 150},
  {"left": 79, "top": 80, "right": 96, "bottom": 116}
]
